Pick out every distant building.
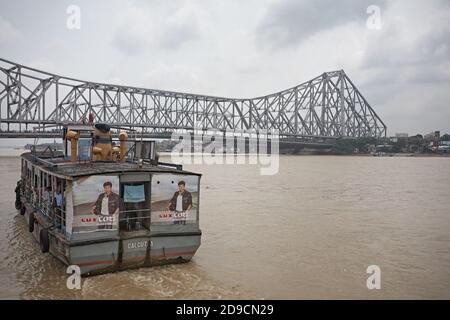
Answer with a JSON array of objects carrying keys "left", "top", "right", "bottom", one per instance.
[
  {"left": 395, "top": 133, "right": 409, "bottom": 138},
  {"left": 407, "top": 134, "right": 424, "bottom": 153},
  {"left": 437, "top": 139, "right": 450, "bottom": 153},
  {"left": 424, "top": 131, "right": 440, "bottom": 142},
  {"left": 389, "top": 137, "right": 398, "bottom": 143},
  {"left": 389, "top": 133, "right": 408, "bottom": 143},
  {"left": 376, "top": 144, "right": 393, "bottom": 152}
]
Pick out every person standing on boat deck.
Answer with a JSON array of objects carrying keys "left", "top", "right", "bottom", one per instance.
[
  {"left": 167, "top": 181, "right": 192, "bottom": 225},
  {"left": 54, "top": 190, "right": 63, "bottom": 229},
  {"left": 55, "top": 190, "right": 63, "bottom": 208},
  {"left": 43, "top": 187, "right": 51, "bottom": 213},
  {"left": 92, "top": 181, "right": 121, "bottom": 229}
]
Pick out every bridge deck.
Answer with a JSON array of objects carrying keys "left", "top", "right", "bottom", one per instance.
[{"left": 0, "top": 58, "right": 386, "bottom": 140}]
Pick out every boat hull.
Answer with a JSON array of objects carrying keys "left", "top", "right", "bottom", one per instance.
[{"left": 21, "top": 204, "right": 201, "bottom": 276}]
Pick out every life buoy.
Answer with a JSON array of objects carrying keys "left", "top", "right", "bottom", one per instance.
[
  {"left": 39, "top": 229, "right": 50, "bottom": 253},
  {"left": 29, "top": 212, "right": 35, "bottom": 233}
]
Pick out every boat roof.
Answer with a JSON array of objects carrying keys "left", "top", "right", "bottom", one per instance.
[{"left": 21, "top": 152, "right": 200, "bottom": 179}]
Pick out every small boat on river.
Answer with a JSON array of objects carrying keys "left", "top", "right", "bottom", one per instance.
[{"left": 14, "top": 122, "right": 201, "bottom": 276}]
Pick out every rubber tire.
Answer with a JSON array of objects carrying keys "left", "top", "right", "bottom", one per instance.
[
  {"left": 20, "top": 205, "right": 26, "bottom": 215},
  {"left": 28, "top": 212, "right": 35, "bottom": 233},
  {"left": 39, "top": 229, "right": 50, "bottom": 253},
  {"left": 15, "top": 199, "right": 21, "bottom": 210},
  {"left": 15, "top": 183, "right": 21, "bottom": 210}
]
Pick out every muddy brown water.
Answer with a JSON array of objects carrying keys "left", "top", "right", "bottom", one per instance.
[{"left": 0, "top": 155, "right": 449, "bottom": 299}]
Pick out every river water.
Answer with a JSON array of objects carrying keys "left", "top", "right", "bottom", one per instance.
[{"left": 0, "top": 154, "right": 449, "bottom": 299}]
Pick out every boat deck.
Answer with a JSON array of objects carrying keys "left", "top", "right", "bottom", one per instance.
[{"left": 21, "top": 152, "right": 200, "bottom": 178}]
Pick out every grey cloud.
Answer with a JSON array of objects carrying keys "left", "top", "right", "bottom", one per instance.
[
  {"left": 111, "top": 29, "right": 145, "bottom": 56},
  {"left": 111, "top": 22, "right": 201, "bottom": 55},
  {"left": 359, "top": 1, "right": 450, "bottom": 95},
  {"left": 158, "top": 22, "right": 200, "bottom": 50},
  {"left": 0, "top": 16, "right": 22, "bottom": 44},
  {"left": 256, "top": 0, "right": 386, "bottom": 48},
  {"left": 342, "top": 0, "right": 450, "bottom": 134},
  {"left": 110, "top": 2, "right": 202, "bottom": 55},
  {"left": 363, "top": 25, "right": 450, "bottom": 70},
  {"left": 0, "top": 0, "right": 449, "bottom": 135}
]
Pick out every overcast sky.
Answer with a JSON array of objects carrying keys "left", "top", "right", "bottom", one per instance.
[{"left": 1, "top": 0, "right": 449, "bottom": 135}]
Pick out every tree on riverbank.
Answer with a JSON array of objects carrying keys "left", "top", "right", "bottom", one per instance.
[{"left": 331, "top": 137, "right": 378, "bottom": 154}]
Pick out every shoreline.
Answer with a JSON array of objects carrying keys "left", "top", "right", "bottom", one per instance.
[{"left": 1, "top": 152, "right": 449, "bottom": 158}]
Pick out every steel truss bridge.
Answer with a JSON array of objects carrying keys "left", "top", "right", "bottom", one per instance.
[{"left": 0, "top": 58, "right": 386, "bottom": 143}]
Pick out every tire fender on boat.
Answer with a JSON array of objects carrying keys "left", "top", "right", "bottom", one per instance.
[
  {"left": 28, "top": 212, "right": 35, "bottom": 233},
  {"left": 15, "top": 199, "right": 21, "bottom": 210},
  {"left": 14, "top": 181, "right": 22, "bottom": 210},
  {"left": 39, "top": 229, "right": 50, "bottom": 253}
]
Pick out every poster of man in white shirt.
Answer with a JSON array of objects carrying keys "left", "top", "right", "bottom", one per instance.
[
  {"left": 166, "top": 180, "right": 192, "bottom": 225},
  {"left": 91, "top": 181, "right": 121, "bottom": 229},
  {"left": 72, "top": 175, "right": 120, "bottom": 233},
  {"left": 151, "top": 174, "right": 199, "bottom": 225}
]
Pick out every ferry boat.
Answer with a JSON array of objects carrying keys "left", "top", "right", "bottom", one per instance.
[{"left": 14, "top": 122, "right": 201, "bottom": 276}]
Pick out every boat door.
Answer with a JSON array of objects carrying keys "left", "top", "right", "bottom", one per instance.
[{"left": 119, "top": 173, "right": 151, "bottom": 231}]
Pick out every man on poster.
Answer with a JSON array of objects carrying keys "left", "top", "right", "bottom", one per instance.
[
  {"left": 92, "top": 181, "right": 121, "bottom": 229},
  {"left": 166, "top": 181, "right": 192, "bottom": 224}
]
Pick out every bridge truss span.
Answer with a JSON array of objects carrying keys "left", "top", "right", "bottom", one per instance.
[{"left": 0, "top": 58, "right": 386, "bottom": 139}]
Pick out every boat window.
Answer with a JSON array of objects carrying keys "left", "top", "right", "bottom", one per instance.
[
  {"left": 21, "top": 164, "right": 67, "bottom": 233},
  {"left": 21, "top": 159, "right": 26, "bottom": 178},
  {"left": 66, "top": 139, "right": 71, "bottom": 160},
  {"left": 78, "top": 138, "right": 92, "bottom": 160},
  {"left": 52, "top": 177, "right": 67, "bottom": 233},
  {"left": 40, "top": 172, "right": 52, "bottom": 219},
  {"left": 34, "top": 169, "right": 38, "bottom": 188},
  {"left": 120, "top": 182, "right": 150, "bottom": 231},
  {"left": 124, "top": 184, "right": 146, "bottom": 203}
]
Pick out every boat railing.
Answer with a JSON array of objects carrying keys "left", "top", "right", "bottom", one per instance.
[
  {"left": 20, "top": 185, "right": 68, "bottom": 234},
  {"left": 118, "top": 208, "right": 151, "bottom": 231}
]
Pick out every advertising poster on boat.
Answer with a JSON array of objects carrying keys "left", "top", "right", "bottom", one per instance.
[
  {"left": 72, "top": 175, "right": 121, "bottom": 233},
  {"left": 151, "top": 174, "right": 199, "bottom": 225}
]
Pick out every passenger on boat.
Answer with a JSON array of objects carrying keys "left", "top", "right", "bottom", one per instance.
[
  {"left": 42, "top": 187, "right": 49, "bottom": 202},
  {"left": 54, "top": 189, "right": 64, "bottom": 229},
  {"left": 43, "top": 186, "right": 51, "bottom": 212},
  {"left": 54, "top": 190, "right": 63, "bottom": 208}
]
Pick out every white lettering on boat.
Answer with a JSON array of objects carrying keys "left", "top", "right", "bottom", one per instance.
[{"left": 127, "top": 240, "right": 153, "bottom": 249}]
